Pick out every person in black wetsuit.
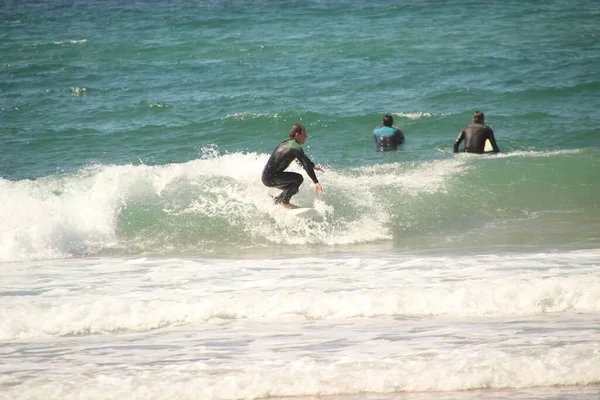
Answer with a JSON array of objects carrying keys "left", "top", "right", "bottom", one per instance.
[
  {"left": 454, "top": 111, "right": 500, "bottom": 154},
  {"left": 262, "top": 124, "right": 324, "bottom": 209}
]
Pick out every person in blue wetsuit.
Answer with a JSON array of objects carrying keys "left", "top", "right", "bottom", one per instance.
[
  {"left": 373, "top": 114, "right": 405, "bottom": 151},
  {"left": 454, "top": 111, "right": 500, "bottom": 154},
  {"left": 262, "top": 124, "right": 324, "bottom": 209}
]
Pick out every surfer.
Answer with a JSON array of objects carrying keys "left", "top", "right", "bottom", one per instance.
[
  {"left": 262, "top": 124, "right": 324, "bottom": 209},
  {"left": 454, "top": 111, "right": 500, "bottom": 154},
  {"left": 373, "top": 114, "right": 405, "bottom": 151}
]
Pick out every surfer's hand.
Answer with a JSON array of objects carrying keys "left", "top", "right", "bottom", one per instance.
[
  {"left": 314, "top": 165, "right": 325, "bottom": 173},
  {"left": 314, "top": 183, "right": 323, "bottom": 195}
]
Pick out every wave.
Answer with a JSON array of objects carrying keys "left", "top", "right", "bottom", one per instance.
[
  {"left": 3, "top": 249, "right": 600, "bottom": 341},
  {"left": 1, "top": 148, "right": 599, "bottom": 262}
]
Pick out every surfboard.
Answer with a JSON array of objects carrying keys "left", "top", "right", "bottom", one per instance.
[
  {"left": 484, "top": 139, "right": 494, "bottom": 152},
  {"left": 287, "top": 207, "right": 318, "bottom": 217}
]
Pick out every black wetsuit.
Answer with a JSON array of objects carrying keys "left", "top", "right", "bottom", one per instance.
[
  {"left": 454, "top": 123, "right": 500, "bottom": 154},
  {"left": 262, "top": 139, "right": 319, "bottom": 204}
]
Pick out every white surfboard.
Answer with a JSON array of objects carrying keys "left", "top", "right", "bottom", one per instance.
[
  {"left": 288, "top": 207, "right": 318, "bottom": 217},
  {"left": 484, "top": 139, "right": 494, "bottom": 152}
]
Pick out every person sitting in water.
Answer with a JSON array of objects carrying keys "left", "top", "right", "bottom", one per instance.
[
  {"left": 373, "top": 114, "right": 405, "bottom": 151},
  {"left": 262, "top": 124, "right": 324, "bottom": 209},
  {"left": 454, "top": 110, "right": 500, "bottom": 154}
]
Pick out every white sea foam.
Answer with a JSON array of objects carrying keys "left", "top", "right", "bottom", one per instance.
[
  {"left": 1, "top": 251, "right": 600, "bottom": 399},
  {"left": 1, "top": 150, "right": 469, "bottom": 262},
  {"left": 2, "top": 145, "right": 595, "bottom": 263},
  {"left": 51, "top": 39, "right": 87, "bottom": 45},
  {"left": 2, "top": 251, "right": 599, "bottom": 341}
]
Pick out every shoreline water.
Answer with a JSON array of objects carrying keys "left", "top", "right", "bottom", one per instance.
[{"left": 266, "top": 385, "right": 600, "bottom": 400}]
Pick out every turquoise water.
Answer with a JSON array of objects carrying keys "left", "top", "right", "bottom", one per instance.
[
  {"left": 2, "top": 0, "right": 599, "bottom": 260},
  {"left": 1, "top": 3, "right": 600, "bottom": 399}
]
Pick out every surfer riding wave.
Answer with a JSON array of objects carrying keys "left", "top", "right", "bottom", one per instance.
[{"left": 262, "top": 124, "right": 324, "bottom": 209}]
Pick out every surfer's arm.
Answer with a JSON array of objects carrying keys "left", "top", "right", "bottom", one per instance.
[
  {"left": 453, "top": 131, "right": 465, "bottom": 153},
  {"left": 304, "top": 165, "right": 319, "bottom": 184},
  {"left": 300, "top": 157, "right": 323, "bottom": 194},
  {"left": 373, "top": 127, "right": 381, "bottom": 146},
  {"left": 295, "top": 150, "right": 320, "bottom": 184},
  {"left": 489, "top": 130, "right": 500, "bottom": 153},
  {"left": 395, "top": 128, "right": 405, "bottom": 144}
]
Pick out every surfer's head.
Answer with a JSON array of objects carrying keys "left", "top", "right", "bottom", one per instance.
[
  {"left": 473, "top": 111, "right": 485, "bottom": 123},
  {"left": 289, "top": 124, "right": 307, "bottom": 144},
  {"left": 383, "top": 114, "right": 394, "bottom": 127}
]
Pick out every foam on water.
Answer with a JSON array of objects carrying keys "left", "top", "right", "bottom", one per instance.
[
  {"left": 2, "top": 146, "right": 599, "bottom": 263},
  {"left": 2, "top": 250, "right": 599, "bottom": 341},
  {"left": 1, "top": 251, "right": 600, "bottom": 399},
  {"left": 0, "top": 149, "right": 456, "bottom": 262}
]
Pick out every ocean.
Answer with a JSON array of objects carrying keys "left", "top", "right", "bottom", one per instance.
[{"left": 1, "top": 1, "right": 600, "bottom": 399}]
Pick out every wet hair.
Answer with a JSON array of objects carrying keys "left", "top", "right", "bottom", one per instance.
[
  {"left": 289, "top": 124, "right": 305, "bottom": 139},
  {"left": 383, "top": 114, "right": 394, "bottom": 127},
  {"left": 473, "top": 111, "right": 485, "bottom": 123}
]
